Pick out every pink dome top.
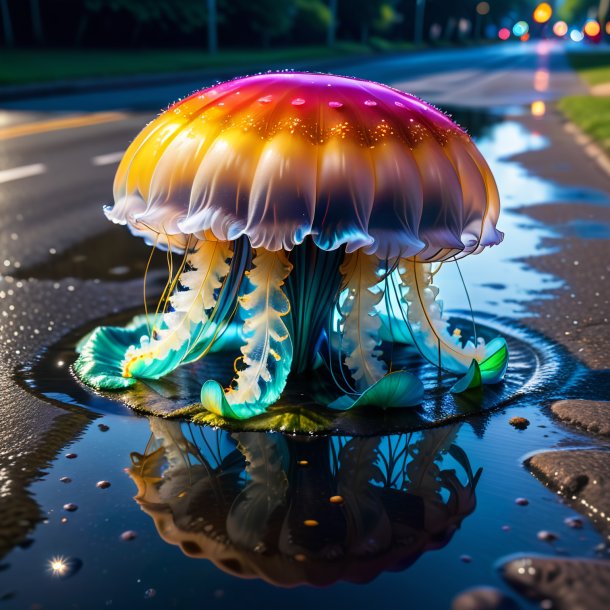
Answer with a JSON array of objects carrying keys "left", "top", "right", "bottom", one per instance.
[{"left": 107, "top": 72, "right": 502, "bottom": 260}]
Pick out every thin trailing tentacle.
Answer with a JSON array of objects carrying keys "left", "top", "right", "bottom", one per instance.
[
  {"left": 73, "top": 239, "right": 242, "bottom": 390},
  {"left": 122, "top": 240, "right": 232, "bottom": 379},
  {"left": 201, "top": 249, "right": 293, "bottom": 419},
  {"left": 397, "top": 259, "right": 507, "bottom": 379},
  {"left": 338, "top": 251, "right": 387, "bottom": 392}
]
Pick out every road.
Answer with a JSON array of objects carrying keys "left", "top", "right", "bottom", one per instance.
[
  {"left": 0, "top": 40, "right": 608, "bottom": 558},
  {"left": 0, "top": 41, "right": 586, "bottom": 272}
]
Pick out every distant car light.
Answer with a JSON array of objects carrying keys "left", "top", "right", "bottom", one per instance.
[
  {"left": 583, "top": 20, "right": 601, "bottom": 38},
  {"left": 513, "top": 21, "right": 529, "bottom": 37},
  {"left": 552, "top": 21, "right": 568, "bottom": 37}
]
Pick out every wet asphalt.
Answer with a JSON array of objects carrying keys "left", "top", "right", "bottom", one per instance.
[{"left": 0, "top": 40, "right": 608, "bottom": 587}]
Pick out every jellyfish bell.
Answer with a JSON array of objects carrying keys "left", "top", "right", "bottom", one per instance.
[{"left": 75, "top": 72, "right": 508, "bottom": 423}]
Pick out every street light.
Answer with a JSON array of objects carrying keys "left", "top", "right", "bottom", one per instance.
[
  {"left": 475, "top": 2, "right": 490, "bottom": 40},
  {"left": 533, "top": 3, "right": 552, "bottom": 24},
  {"left": 584, "top": 20, "right": 601, "bottom": 37},
  {"left": 553, "top": 21, "right": 568, "bottom": 37},
  {"left": 476, "top": 2, "right": 490, "bottom": 15}
]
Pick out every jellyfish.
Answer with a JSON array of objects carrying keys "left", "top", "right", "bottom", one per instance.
[{"left": 74, "top": 72, "right": 508, "bottom": 421}]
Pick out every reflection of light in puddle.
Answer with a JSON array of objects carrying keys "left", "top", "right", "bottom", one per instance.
[
  {"left": 48, "top": 556, "right": 68, "bottom": 576},
  {"left": 433, "top": 119, "right": 610, "bottom": 317},
  {"left": 531, "top": 100, "right": 546, "bottom": 116},
  {"left": 533, "top": 70, "right": 549, "bottom": 92}
]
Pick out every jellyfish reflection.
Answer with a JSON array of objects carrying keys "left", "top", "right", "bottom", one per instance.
[{"left": 128, "top": 421, "right": 481, "bottom": 587}]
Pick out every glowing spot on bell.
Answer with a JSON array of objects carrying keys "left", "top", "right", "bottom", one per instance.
[
  {"left": 394, "top": 101, "right": 405, "bottom": 108},
  {"left": 364, "top": 100, "right": 377, "bottom": 106},
  {"left": 531, "top": 100, "right": 546, "bottom": 117},
  {"left": 328, "top": 101, "right": 343, "bottom": 108},
  {"left": 291, "top": 98, "right": 306, "bottom": 106},
  {"left": 258, "top": 95, "right": 273, "bottom": 104}
]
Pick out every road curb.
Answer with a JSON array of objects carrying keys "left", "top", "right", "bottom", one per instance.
[{"left": 563, "top": 118, "right": 610, "bottom": 177}]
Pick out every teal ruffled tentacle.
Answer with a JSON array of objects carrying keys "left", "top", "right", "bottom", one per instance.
[
  {"left": 74, "top": 239, "right": 249, "bottom": 391},
  {"left": 200, "top": 249, "right": 294, "bottom": 420},
  {"left": 73, "top": 317, "right": 149, "bottom": 390}
]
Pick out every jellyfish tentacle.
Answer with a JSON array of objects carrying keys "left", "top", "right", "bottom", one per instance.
[
  {"left": 201, "top": 249, "right": 294, "bottom": 419},
  {"left": 338, "top": 251, "right": 387, "bottom": 392},
  {"left": 398, "top": 259, "right": 507, "bottom": 377},
  {"left": 122, "top": 240, "right": 232, "bottom": 380}
]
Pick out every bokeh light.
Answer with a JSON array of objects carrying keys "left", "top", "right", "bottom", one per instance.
[
  {"left": 513, "top": 21, "right": 529, "bottom": 37},
  {"left": 553, "top": 21, "right": 568, "bottom": 37},
  {"left": 476, "top": 2, "right": 490, "bottom": 16},
  {"left": 584, "top": 20, "right": 601, "bottom": 37},
  {"left": 531, "top": 101, "right": 546, "bottom": 117},
  {"left": 498, "top": 27, "right": 511, "bottom": 40},
  {"left": 533, "top": 3, "right": 552, "bottom": 24},
  {"left": 606, "top": 22, "right": 610, "bottom": 35},
  {"left": 569, "top": 29, "right": 584, "bottom": 42},
  {"left": 520, "top": 33, "right": 530, "bottom": 42}
]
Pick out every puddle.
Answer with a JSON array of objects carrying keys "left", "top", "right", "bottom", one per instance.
[
  {"left": 4, "top": 106, "right": 610, "bottom": 609},
  {"left": 2, "top": 382, "right": 606, "bottom": 609},
  {"left": 12, "top": 226, "right": 168, "bottom": 282},
  {"left": 23, "top": 310, "right": 582, "bottom": 435}
]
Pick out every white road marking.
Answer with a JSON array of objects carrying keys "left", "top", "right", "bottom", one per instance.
[
  {"left": 0, "top": 163, "right": 46, "bottom": 184},
  {"left": 92, "top": 151, "right": 124, "bottom": 166}
]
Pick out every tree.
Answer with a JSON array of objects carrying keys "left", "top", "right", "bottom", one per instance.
[
  {"left": 0, "top": 0, "right": 14, "bottom": 47},
  {"left": 227, "top": 0, "right": 295, "bottom": 47},
  {"left": 327, "top": 0, "right": 337, "bottom": 46},
  {"left": 339, "top": 0, "right": 391, "bottom": 43},
  {"left": 84, "top": 0, "right": 206, "bottom": 45},
  {"left": 207, "top": 0, "right": 217, "bottom": 53},
  {"left": 558, "top": 0, "right": 598, "bottom": 22},
  {"left": 291, "top": 0, "right": 332, "bottom": 45},
  {"left": 30, "top": 0, "right": 43, "bottom": 44}
]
